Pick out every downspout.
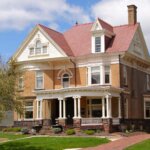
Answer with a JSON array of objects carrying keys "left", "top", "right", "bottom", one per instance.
[{"left": 70, "top": 58, "right": 76, "bottom": 87}]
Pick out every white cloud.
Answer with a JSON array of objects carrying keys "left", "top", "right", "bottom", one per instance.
[
  {"left": 91, "top": 0, "right": 150, "bottom": 51},
  {"left": 0, "top": 0, "right": 90, "bottom": 31}
]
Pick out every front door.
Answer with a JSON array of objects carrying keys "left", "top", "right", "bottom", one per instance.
[{"left": 66, "top": 97, "right": 74, "bottom": 125}]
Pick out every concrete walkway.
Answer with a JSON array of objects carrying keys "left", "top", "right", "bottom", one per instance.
[{"left": 83, "top": 133, "right": 150, "bottom": 150}]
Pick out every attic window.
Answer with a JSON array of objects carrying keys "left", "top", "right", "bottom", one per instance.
[
  {"left": 95, "top": 37, "right": 101, "bottom": 52},
  {"left": 35, "top": 40, "right": 42, "bottom": 55}
]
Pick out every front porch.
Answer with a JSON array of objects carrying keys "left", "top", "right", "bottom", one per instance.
[{"left": 35, "top": 85, "right": 122, "bottom": 132}]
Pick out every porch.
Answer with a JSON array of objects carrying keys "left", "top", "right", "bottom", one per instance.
[{"left": 35, "top": 86, "right": 122, "bottom": 132}]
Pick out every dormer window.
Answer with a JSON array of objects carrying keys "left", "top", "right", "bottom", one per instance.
[{"left": 95, "top": 37, "right": 101, "bottom": 52}]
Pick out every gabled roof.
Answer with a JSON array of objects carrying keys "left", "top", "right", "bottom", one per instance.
[
  {"left": 39, "top": 24, "right": 73, "bottom": 56},
  {"left": 97, "top": 18, "right": 113, "bottom": 32}
]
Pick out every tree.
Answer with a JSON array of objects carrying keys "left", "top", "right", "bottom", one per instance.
[{"left": 0, "top": 56, "right": 23, "bottom": 121}]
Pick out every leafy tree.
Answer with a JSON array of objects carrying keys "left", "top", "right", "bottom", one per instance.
[{"left": 0, "top": 56, "right": 23, "bottom": 121}]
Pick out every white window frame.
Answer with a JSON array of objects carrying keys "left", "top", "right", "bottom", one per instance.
[
  {"left": 123, "top": 65, "right": 128, "bottom": 86},
  {"left": 104, "top": 66, "right": 110, "bottom": 84},
  {"left": 95, "top": 36, "right": 101, "bottom": 52},
  {"left": 24, "top": 101, "right": 34, "bottom": 120},
  {"left": 146, "top": 74, "right": 150, "bottom": 91},
  {"left": 88, "top": 65, "right": 111, "bottom": 86},
  {"left": 18, "top": 76, "right": 24, "bottom": 90},
  {"left": 144, "top": 99, "right": 150, "bottom": 119},
  {"left": 35, "top": 71, "right": 44, "bottom": 89},
  {"left": 61, "top": 73, "right": 70, "bottom": 88}
]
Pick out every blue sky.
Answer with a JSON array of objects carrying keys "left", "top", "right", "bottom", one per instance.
[{"left": 0, "top": 0, "right": 150, "bottom": 60}]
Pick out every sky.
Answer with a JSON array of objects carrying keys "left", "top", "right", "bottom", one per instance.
[{"left": 0, "top": 0, "right": 150, "bottom": 60}]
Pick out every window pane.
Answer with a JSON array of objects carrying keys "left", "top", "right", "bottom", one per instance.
[
  {"left": 95, "top": 37, "right": 101, "bottom": 52},
  {"left": 91, "top": 66, "right": 100, "bottom": 72},
  {"left": 91, "top": 99, "right": 101, "bottom": 104},
  {"left": 25, "top": 102, "right": 33, "bottom": 119},
  {"left": 29, "top": 48, "right": 34, "bottom": 55},
  {"left": 35, "top": 40, "right": 41, "bottom": 55},
  {"left": 62, "top": 74, "right": 69, "bottom": 88},
  {"left": 43, "top": 46, "right": 47, "bottom": 54},
  {"left": 18, "top": 77, "right": 23, "bottom": 89},
  {"left": 91, "top": 73, "right": 100, "bottom": 84}
]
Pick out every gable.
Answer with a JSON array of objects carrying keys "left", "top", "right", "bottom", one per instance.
[
  {"left": 128, "top": 26, "right": 149, "bottom": 60},
  {"left": 15, "top": 27, "right": 67, "bottom": 62}
]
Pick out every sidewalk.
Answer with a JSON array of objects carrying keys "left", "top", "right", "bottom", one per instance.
[{"left": 83, "top": 133, "right": 150, "bottom": 150}]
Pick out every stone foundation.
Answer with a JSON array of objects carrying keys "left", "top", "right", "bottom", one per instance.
[
  {"left": 102, "top": 118, "right": 112, "bottom": 133},
  {"left": 58, "top": 118, "right": 66, "bottom": 127},
  {"left": 73, "top": 118, "right": 81, "bottom": 128}
]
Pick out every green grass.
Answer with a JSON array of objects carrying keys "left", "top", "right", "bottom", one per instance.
[
  {"left": 0, "top": 132, "right": 29, "bottom": 140},
  {"left": 125, "top": 139, "right": 150, "bottom": 150},
  {"left": 0, "top": 137, "right": 109, "bottom": 150}
]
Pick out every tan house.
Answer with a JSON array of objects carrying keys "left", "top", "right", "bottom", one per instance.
[{"left": 13, "top": 5, "right": 150, "bottom": 132}]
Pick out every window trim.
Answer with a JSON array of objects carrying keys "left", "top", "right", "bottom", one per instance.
[
  {"left": 24, "top": 101, "right": 34, "bottom": 120},
  {"left": 144, "top": 99, "right": 150, "bottom": 119},
  {"left": 61, "top": 73, "right": 70, "bottom": 88},
  {"left": 35, "top": 71, "right": 44, "bottom": 90},
  {"left": 146, "top": 74, "right": 150, "bottom": 91},
  {"left": 18, "top": 76, "right": 24, "bottom": 90}
]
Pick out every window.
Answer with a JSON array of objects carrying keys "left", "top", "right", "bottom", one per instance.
[
  {"left": 104, "top": 66, "right": 110, "bottom": 84},
  {"left": 24, "top": 101, "right": 33, "bottom": 119},
  {"left": 145, "top": 101, "right": 150, "bottom": 118},
  {"left": 87, "top": 99, "right": 102, "bottom": 117},
  {"left": 43, "top": 46, "right": 47, "bottom": 54},
  {"left": 123, "top": 65, "right": 128, "bottom": 85},
  {"left": 95, "top": 37, "right": 101, "bottom": 52},
  {"left": 35, "top": 40, "right": 42, "bottom": 55},
  {"left": 62, "top": 73, "right": 69, "bottom": 88},
  {"left": 147, "top": 75, "right": 150, "bottom": 91},
  {"left": 18, "top": 77, "right": 24, "bottom": 90},
  {"left": 29, "top": 48, "right": 34, "bottom": 55},
  {"left": 91, "top": 66, "right": 100, "bottom": 84},
  {"left": 35, "top": 71, "right": 43, "bottom": 89}
]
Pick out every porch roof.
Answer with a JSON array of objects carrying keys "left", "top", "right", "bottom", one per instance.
[{"left": 34, "top": 85, "right": 122, "bottom": 100}]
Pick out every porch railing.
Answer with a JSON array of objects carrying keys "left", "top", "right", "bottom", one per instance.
[
  {"left": 112, "top": 118, "right": 120, "bottom": 125},
  {"left": 81, "top": 118, "right": 103, "bottom": 126}
]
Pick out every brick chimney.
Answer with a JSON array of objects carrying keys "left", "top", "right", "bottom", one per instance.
[{"left": 128, "top": 5, "right": 137, "bottom": 25}]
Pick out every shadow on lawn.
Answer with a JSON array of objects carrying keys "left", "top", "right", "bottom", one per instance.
[{"left": 0, "top": 142, "right": 53, "bottom": 150}]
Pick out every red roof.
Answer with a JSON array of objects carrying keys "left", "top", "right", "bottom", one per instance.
[{"left": 39, "top": 20, "right": 139, "bottom": 57}]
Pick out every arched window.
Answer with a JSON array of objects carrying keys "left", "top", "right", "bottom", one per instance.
[
  {"left": 62, "top": 73, "right": 69, "bottom": 88},
  {"left": 35, "top": 40, "right": 41, "bottom": 55}
]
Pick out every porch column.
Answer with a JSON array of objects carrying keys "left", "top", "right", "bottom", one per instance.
[
  {"left": 109, "top": 97, "right": 112, "bottom": 118},
  {"left": 118, "top": 96, "right": 121, "bottom": 118},
  {"left": 36, "top": 100, "right": 39, "bottom": 119},
  {"left": 102, "top": 97, "right": 105, "bottom": 118},
  {"left": 40, "top": 100, "right": 43, "bottom": 119},
  {"left": 77, "top": 96, "right": 81, "bottom": 118},
  {"left": 63, "top": 98, "right": 66, "bottom": 119},
  {"left": 58, "top": 98, "right": 63, "bottom": 119},
  {"left": 73, "top": 96, "right": 77, "bottom": 118},
  {"left": 106, "top": 95, "right": 109, "bottom": 118}
]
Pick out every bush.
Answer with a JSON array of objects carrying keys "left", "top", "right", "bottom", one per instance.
[
  {"left": 21, "top": 128, "right": 29, "bottom": 134},
  {"left": 66, "top": 129, "right": 75, "bottom": 135},
  {"left": 2, "top": 127, "right": 21, "bottom": 132},
  {"left": 84, "top": 130, "right": 95, "bottom": 135},
  {"left": 52, "top": 128, "right": 62, "bottom": 134}
]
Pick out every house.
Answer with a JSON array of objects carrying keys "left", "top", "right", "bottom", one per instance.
[{"left": 12, "top": 5, "right": 150, "bottom": 132}]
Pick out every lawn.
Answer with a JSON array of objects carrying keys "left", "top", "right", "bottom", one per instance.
[
  {"left": 0, "top": 132, "right": 29, "bottom": 140},
  {"left": 125, "top": 139, "right": 150, "bottom": 150},
  {"left": 0, "top": 137, "right": 109, "bottom": 150}
]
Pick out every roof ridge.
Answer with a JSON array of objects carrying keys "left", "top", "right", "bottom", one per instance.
[
  {"left": 114, "top": 23, "right": 139, "bottom": 28},
  {"left": 38, "top": 24, "right": 63, "bottom": 35},
  {"left": 72, "top": 22, "right": 93, "bottom": 27}
]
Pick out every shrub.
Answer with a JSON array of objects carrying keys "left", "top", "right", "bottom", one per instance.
[
  {"left": 66, "top": 129, "right": 75, "bottom": 135},
  {"left": 52, "top": 128, "right": 62, "bottom": 134},
  {"left": 21, "top": 128, "right": 29, "bottom": 134},
  {"left": 84, "top": 130, "right": 95, "bottom": 135},
  {"left": 2, "top": 127, "right": 21, "bottom": 132}
]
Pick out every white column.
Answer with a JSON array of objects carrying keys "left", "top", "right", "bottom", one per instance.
[
  {"left": 36, "top": 100, "right": 39, "bottom": 119},
  {"left": 109, "top": 97, "right": 112, "bottom": 118},
  {"left": 101, "top": 65, "right": 104, "bottom": 85},
  {"left": 73, "top": 96, "right": 77, "bottom": 118},
  {"left": 106, "top": 95, "right": 110, "bottom": 118},
  {"left": 77, "top": 96, "right": 81, "bottom": 118},
  {"left": 118, "top": 97, "right": 121, "bottom": 118},
  {"left": 58, "top": 98, "right": 62, "bottom": 119},
  {"left": 63, "top": 99, "right": 66, "bottom": 119},
  {"left": 102, "top": 97, "right": 105, "bottom": 118},
  {"left": 40, "top": 100, "right": 43, "bottom": 119}
]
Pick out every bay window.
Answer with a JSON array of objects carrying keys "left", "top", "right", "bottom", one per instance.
[
  {"left": 24, "top": 101, "right": 33, "bottom": 119},
  {"left": 35, "top": 71, "right": 43, "bottom": 89},
  {"left": 91, "top": 66, "right": 100, "bottom": 84}
]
